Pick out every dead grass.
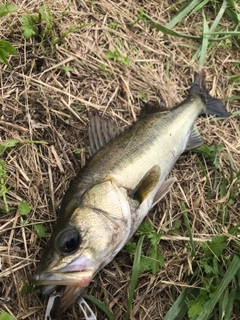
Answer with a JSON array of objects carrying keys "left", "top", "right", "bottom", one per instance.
[{"left": 0, "top": 0, "right": 239, "bottom": 319}]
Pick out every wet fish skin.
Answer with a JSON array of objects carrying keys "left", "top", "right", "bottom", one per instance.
[{"left": 33, "top": 75, "right": 231, "bottom": 317}]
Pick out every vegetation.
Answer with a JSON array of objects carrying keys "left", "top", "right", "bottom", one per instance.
[
  {"left": 0, "top": 4, "right": 17, "bottom": 66},
  {"left": 20, "top": 5, "right": 85, "bottom": 46}
]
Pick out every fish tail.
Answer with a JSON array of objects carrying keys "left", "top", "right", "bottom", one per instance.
[{"left": 189, "top": 70, "right": 232, "bottom": 117}]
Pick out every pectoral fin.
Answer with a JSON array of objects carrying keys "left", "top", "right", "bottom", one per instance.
[
  {"left": 133, "top": 165, "right": 161, "bottom": 203},
  {"left": 151, "top": 177, "right": 176, "bottom": 208}
]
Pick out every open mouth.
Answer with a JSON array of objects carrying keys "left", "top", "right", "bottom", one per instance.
[
  {"left": 33, "top": 256, "right": 97, "bottom": 317},
  {"left": 33, "top": 270, "right": 93, "bottom": 318},
  {"left": 48, "top": 285, "right": 85, "bottom": 319}
]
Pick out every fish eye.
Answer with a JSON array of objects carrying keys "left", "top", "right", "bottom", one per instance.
[{"left": 57, "top": 228, "right": 80, "bottom": 255}]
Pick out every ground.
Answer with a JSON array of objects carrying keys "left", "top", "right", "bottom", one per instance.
[{"left": 0, "top": 0, "right": 239, "bottom": 320}]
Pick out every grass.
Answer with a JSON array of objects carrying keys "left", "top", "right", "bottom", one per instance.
[
  {"left": 163, "top": 236, "right": 240, "bottom": 320},
  {"left": 0, "top": 0, "right": 239, "bottom": 319}
]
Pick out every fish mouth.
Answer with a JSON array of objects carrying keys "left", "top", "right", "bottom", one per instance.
[
  {"left": 33, "top": 270, "right": 93, "bottom": 318},
  {"left": 33, "top": 255, "right": 95, "bottom": 286},
  {"left": 33, "top": 269, "right": 93, "bottom": 286},
  {"left": 33, "top": 256, "right": 97, "bottom": 317}
]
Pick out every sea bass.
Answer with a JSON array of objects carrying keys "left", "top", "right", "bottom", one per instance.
[{"left": 33, "top": 74, "right": 231, "bottom": 318}]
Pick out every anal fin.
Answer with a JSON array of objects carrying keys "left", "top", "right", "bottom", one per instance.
[{"left": 186, "top": 125, "right": 204, "bottom": 150}]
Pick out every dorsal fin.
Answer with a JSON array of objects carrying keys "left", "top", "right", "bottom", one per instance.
[
  {"left": 88, "top": 114, "right": 125, "bottom": 156},
  {"left": 140, "top": 100, "right": 168, "bottom": 117}
]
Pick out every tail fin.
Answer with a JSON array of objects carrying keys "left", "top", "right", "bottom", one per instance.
[{"left": 189, "top": 72, "right": 232, "bottom": 117}]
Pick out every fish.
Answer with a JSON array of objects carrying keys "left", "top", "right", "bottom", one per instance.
[{"left": 33, "top": 72, "right": 231, "bottom": 318}]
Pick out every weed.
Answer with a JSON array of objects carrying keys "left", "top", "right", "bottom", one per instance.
[
  {"left": 164, "top": 232, "right": 240, "bottom": 320},
  {"left": 0, "top": 3, "right": 18, "bottom": 67},
  {"left": 21, "top": 5, "right": 55, "bottom": 41},
  {"left": 58, "top": 66, "right": 73, "bottom": 73},
  {"left": 127, "top": 221, "right": 164, "bottom": 275},
  {"left": 0, "top": 312, "right": 16, "bottom": 320},
  {"left": 0, "top": 3, "right": 17, "bottom": 17},
  {"left": 125, "top": 220, "right": 180, "bottom": 317},
  {"left": 20, "top": 285, "right": 40, "bottom": 293},
  {"left": 18, "top": 201, "right": 31, "bottom": 217},
  {"left": 108, "top": 19, "right": 118, "bottom": 30},
  {"left": 106, "top": 48, "right": 130, "bottom": 66},
  {"left": 162, "top": 219, "right": 181, "bottom": 235},
  {"left": 75, "top": 147, "right": 88, "bottom": 155},
  {"left": 0, "top": 160, "right": 9, "bottom": 213},
  {"left": 0, "top": 40, "right": 18, "bottom": 67},
  {"left": 0, "top": 140, "right": 19, "bottom": 212},
  {"left": 100, "top": 63, "right": 113, "bottom": 77},
  {"left": 21, "top": 5, "right": 86, "bottom": 47},
  {"left": 138, "top": 92, "right": 147, "bottom": 103},
  {"left": 138, "top": 222, "right": 164, "bottom": 274},
  {"left": 33, "top": 224, "right": 47, "bottom": 238},
  {"left": 186, "top": 238, "right": 240, "bottom": 319}
]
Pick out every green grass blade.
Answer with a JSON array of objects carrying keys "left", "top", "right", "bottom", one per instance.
[
  {"left": 223, "top": 95, "right": 240, "bottom": 101},
  {"left": 166, "top": 0, "right": 202, "bottom": 29},
  {"left": 163, "top": 288, "right": 200, "bottom": 320},
  {"left": 224, "top": 287, "right": 237, "bottom": 320},
  {"left": 226, "top": 9, "right": 240, "bottom": 25},
  {"left": 192, "top": 0, "right": 211, "bottom": 14},
  {"left": 163, "top": 289, "right": 188, "bottom": 320},
  {"left": 206, "top": 31, "right": 240, "bottom": 36},
  {"left": 82, "top": 295, "right": 114, "bottom": 320},
  {"left": 195, "top": 255, "right": 240, "bottom": 320},
  {"left": 219, "top": 286, "right": 229, "bottom": 318},
  {"left": 125, "top": 234, "right": 145, "bottom": 320},
  {"left": 226, "top": 0, "right": 240, "bottom": 25},
  {"left": 209, "top": 0, "right": 227, "bottom": 33},
  {"left": 138, "top": 11, "right": 201, "bottom": 40},
  {"left": 181, "top": 202, "right": 196, "bottom": 257},
  {"left": 198, "top": 0, "right": 227, "bottom": 66},
  {"left": 199, "top": 10, "right": 209, "bottom": 67},
  {"left": 0, "top": 313, "right": 16, "bottom": 320},
  {"left": 0, "top": 4, "right": 17, "bottom": 18}
]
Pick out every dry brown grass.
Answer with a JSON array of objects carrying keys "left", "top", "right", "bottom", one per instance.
[{"left": 0, "top": 0, "right": 239, "bottom": 319}]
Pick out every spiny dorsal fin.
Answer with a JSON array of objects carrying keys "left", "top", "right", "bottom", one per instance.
[
  {"left": 185, "top": 125, "right": 205, "bottom": 150},
  {"left": 88, "top": 114, "right": 125, "bottom": 156},
  {"left": 140, "top": 100, "right": 168, "bottom": 117}
]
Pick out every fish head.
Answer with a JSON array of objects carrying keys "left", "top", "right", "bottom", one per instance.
[
  {"left": 33, "top": 179, "right": 132, "bottom": 315},
  {"left": 34, "top": 205, "right": 123, "bottom": 279}
]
